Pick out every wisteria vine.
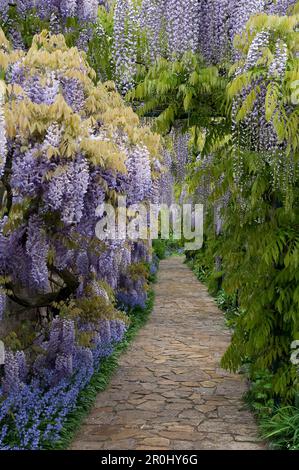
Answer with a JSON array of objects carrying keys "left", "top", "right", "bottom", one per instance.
[{"left": 0, "top": 26, "right": 162, "bottom": 449}]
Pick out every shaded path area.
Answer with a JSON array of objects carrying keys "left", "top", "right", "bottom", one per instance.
[{"left": 71, "top": 257, "right": 265, "bottom": 450}]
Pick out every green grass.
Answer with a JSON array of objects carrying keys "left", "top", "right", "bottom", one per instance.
[
  {"left": 259, "top": 406, "right": 299, "bottom": 450},
  {"left": 244, "top": 373, "right": 299, "bottom": 450},
  {"left": 46, "top": 290, "right": 155, "bottom": 450}
]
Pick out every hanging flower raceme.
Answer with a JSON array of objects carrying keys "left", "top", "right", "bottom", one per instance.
[
  {"left": 268, "top": 40, "right": 288, "bottom": 78},
  {"left": 160, "top": 148, "right": 174, "bottom": 206},
  {"left": 230, "top": 0, "right": 265, "bottom": 55},
  {"left": 0, "top": 0, "right": 99, "bottom": 23},
  {"left": 266, "top": 0, "right": 297, "bottom": 15},
  {"left": 229, "top": 5, "right": 297, "bottom": 200},
  {"left": 0, "top": 0, "right": 99, "bottom": 51},
  {"left": 0, "top": 80, "right": 6, "bottom": 178},
  {"left": 59, "top": 0, "right": 78, "bottom": 19},
  {"left": 26, "top": 216, "right": 49, "bottom": 292},
  {"left": 112, "top": 0, "right": 139, "bottom": 95},
  {"left": 194, "top": 153, "right": 214, "bottom": 205},
  {"left": 33, "top": 317, "right": 76, "bottom": 387},
  {"left": 198, "top": 0, "right": 232, "bottom": 64},
  {"left": 140, "top": 0, "right": 200, "bottom": 62},
  {"left": 244, "top": 30, "right": 271, "bottom": 71},
  {"left": 126, "top": 144, "right": 152, "bottom": 204},
  {"left": 140, "top": 0, "right": 164, "bottom": 62},
  {"left": 163, "top": 0, "right": 199, "bottom": 58},
  {"left": 0, "top": 288, "right": 5, "bottom": 320},
  {"left": 0, "top": 1, "right": 8, "bottom": 22},
  {"left": 185, "top": 0, "right": 295, "bottom": 66},
  {"left": 172, "top": 129, "right": 190, "bottom": 181},
  {"left": 2, "top": 350, "right": 27, "bottom": 395}
]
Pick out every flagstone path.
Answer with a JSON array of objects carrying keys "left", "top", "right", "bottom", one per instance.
[{"left": 71, "top": 256, "right": 265, "bottom": 450}]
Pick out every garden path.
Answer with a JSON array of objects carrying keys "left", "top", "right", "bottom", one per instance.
[{"left": 71, "top": 256, "right": 265, "bottom": 450}]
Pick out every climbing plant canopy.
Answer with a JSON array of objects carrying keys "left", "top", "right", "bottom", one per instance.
[
  {"left": 129, "top": 2, "right": 299, "bottom": 400},
  {"left": 0, "top": 0, "right": 298, "bottom": 451}
]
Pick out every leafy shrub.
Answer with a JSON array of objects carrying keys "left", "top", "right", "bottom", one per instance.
[{"left": 152, "top": 239, "right": 167, "bottom": 260}]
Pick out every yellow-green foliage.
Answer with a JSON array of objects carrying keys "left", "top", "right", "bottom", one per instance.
[
  {"left": 128, "top": 51, "right": 229, "bottom": 146},
  {"left": 128, "top": 262, "right": 149, "bottom": 282},
  {"left": 0, "top": 29, "right": 162, "bottom": 178},
  {"left": 53, "top": 295, "right": 130, "bottom": 348}
]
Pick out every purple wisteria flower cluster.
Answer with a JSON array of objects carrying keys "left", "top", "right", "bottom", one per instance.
[
  {"left": 113, "top": 0, "right": 200, "bottom": 94},
  {"left": 172, "top": 129, "right": 190, "bottom": 182},
  {"left": 0, "top": 82, "right": 6, "bottom": 178},
  {"left": 112, "top": 0, "right": 139, "bottom": 95},
  {"left": 0, "top": 0, "right": 100, "bottom": 51},
  {"left": 0, "top": 317, "right": 126, "bottom": 449},
  {"left": 0, "top": 0, "right": 99, "bottom": 24},
  {"left": 0, "top": 28, "right": 161, "bottom": 449},
  {"left": 112, "top": 0, "right": 297, "bottom": 95},
  {"left": 135, "top": 0, "right": 295, "bottom": 66},
  {"left": 230, "top": 1, "right": 296, "bottom": 194},
  {"left": 0, "top": 30, "right": 157, "bottom": 304}
]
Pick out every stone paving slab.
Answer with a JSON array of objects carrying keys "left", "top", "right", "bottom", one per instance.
[{"left": 70, "top": 257, "right": 265, "bottom": 450}]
